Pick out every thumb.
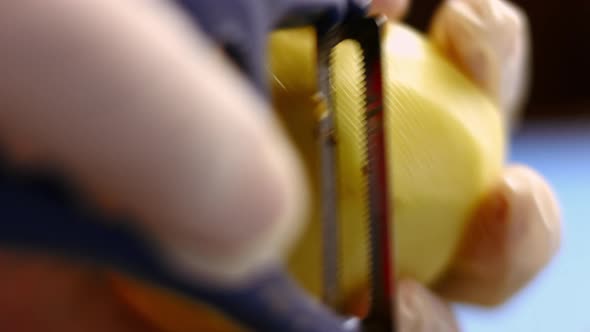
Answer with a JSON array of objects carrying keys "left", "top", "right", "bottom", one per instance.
[{"left": 0, "top": 0, "right": 307, "bottom": 284}]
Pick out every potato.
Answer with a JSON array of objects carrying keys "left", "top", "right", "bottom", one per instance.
[
  {"left": 110, "top": 22, "right": 505, "bottom": 332},
  {"left": 272, "top": 22, "right": 504, "bottom": 300}
]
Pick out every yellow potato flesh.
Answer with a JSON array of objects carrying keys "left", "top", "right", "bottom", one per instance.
[
  {"left": 270, "top": 22, "right": 505, "bottom": 304},
  {"left": 108, "top": 22, "right": 506, "bottom": 332}
]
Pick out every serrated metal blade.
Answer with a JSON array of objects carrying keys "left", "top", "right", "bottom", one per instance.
[
  {"left": 316, "top": 17, "right": 396, "bottom": 332},
  {"left": 316, "top": 22, "right": 343, "bottom": 310},
  {"left": 354, "top": 18, "right": 396, "bottom": 332},
  {"left": 329, "top": 35, "right": 371, "bottom": 312}
]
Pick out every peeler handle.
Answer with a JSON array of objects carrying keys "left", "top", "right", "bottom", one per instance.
[{"left": 174, "top": 0, "right": 371, "bottom": 95}]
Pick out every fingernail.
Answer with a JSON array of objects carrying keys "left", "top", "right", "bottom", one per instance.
[
  {"left": 502, "top": 165, "right": 561, "bottom": 270},
  {"left": 530, "top": 173, "right": 561, "bottom": 253},
  {"left": 398, "top": 280, "right": 460, "bottom": 332}
]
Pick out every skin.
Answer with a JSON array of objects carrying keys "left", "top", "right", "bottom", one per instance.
[{"left": 0, "top": 0, "right": 560, "bottom": 331}]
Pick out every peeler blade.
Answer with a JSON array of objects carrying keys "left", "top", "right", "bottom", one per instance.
[
  {"left": 316, "top": 17, "right": 396, "bottom": 332},
  {"left": 316, "top": 21, "right": 343, "bottom": 310}
]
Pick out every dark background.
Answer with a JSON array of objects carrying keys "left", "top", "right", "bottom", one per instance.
[
  {"left": 401, "top": 3, "right": 590, "bottom": 331},
  {"left": 404, "top": 0, "right": 590, "bottom": 119}
]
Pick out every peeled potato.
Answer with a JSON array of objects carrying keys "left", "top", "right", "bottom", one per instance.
[
  {"left": 273, "top": 22, "right": 505, "bottom": 300},
  {"left": 110, "top": 22, "right": 505, "bottom": 332}
]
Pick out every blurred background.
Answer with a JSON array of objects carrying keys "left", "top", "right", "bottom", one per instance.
[{"left": 406, "top": 1, "right": 590, "bottom": 331}]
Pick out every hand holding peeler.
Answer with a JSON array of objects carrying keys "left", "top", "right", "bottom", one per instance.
[{"left": 0, "top": 1, "right": 396, "bottom": 331}]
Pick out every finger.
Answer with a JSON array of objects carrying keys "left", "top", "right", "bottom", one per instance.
[
  {"left": 428, "top": 0, "right": 531, "bottom": 129},
  {"left": 434, "top": 165, "right": 561, "bottom": 306},
  {"left": 0, "top": 251, "right": 158, "bottom": 332},
  {"left": 0, "top": 0, "right": 307, "bottom": 284},
  {"left": 344, "top": 280, "right": 460, "bottom": 332},
  {"left": 398, "top": 280, "right": 461, "bottom": 332},
  {"left": 370, "top": 0, "right": 411, "bottom": 20}
]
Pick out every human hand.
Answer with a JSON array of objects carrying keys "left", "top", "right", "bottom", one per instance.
[
  {"left": 363, "top": 1, "right": 559, "bottom": 331},
  {"left": 0, "top": 0, "right": 307, "bottom": 330},
  {"left": 0, "top": 1, "right": 560, "bottom": 332},
  {"left": 429, "top": 0, "right": 531, "bottom": 130}
]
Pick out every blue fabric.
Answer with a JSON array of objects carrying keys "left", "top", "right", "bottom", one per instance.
[
  {"left": 174, "top": 0, "right": 367, "bottom": 96},
  {"left": 0, "top": 159, "right": 358, "bottom": 332},
  {"left": 456, "top": 118, "right": 590, "bottom": 332}
]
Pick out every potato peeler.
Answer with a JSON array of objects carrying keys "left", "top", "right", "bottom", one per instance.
[{"left": 0, "top": 1, "right": 396, "bottom": 331}]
